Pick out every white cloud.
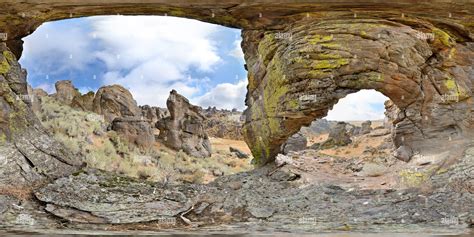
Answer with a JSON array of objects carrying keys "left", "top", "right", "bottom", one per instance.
[
  {"left": 21, "top": 21, "right": 94, "bottom": 76},
  {"left": 193, "top": 79, "right": 247, "bottom": 110},
  {"left": 229, "top": 39, "right": 244, "bottom": 60},
  {"left": 325, "top": 90, "right": 388, "bottom": 121},
  {"left": 90, "top": 16, "right": 222, "bottom": 106},
  {"left": 35, "top": 83, "right": 55, "bottom": 94}
]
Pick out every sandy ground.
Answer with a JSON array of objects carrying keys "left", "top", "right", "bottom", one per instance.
[
  {"left": 210, "top": 137, "right": 252, "bottom": 154},
  {"left": 314, "top": 133, "right": 387, "bottom": 158}
]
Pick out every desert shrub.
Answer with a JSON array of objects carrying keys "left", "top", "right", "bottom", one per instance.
[{"left": 35, "top": 96, "right": 253, "bottom": 184}]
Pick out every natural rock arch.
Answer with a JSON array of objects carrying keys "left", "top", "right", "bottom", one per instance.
[
  {"left": 241, "top": 18, "right": 474, "bottom": 164},
  {"left": 0, "top": 0, "right": 472, "bottom": 173}
]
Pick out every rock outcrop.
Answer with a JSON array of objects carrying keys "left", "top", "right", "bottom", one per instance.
[
  {"left": 92, "top": 85, "right": 141, "bottom": 123},
  {"left": 140, "top": 105, "right": 168, "bottom": 126},
  {"left": 0, "top": 43, "right": 80, "bottom": 187},
  {"left": 27, "top": 85, "right": 47, "bottom": 114},
  {"left": 0, "top": 1, "right": 473, "bottom": 233},
  {"left": 33, "top": 146, "right": 474, "bottom": 230},
  {"left": 359, "top": 121, "right": 373, "bottom": 135},
  {"left": 71, "top": 91, "right": 95, "bottom": 112},
  {"left": 0, "top": 0, "right": 472, "bottom": 166},
  {"left": 203, "top": 108, "right": 244, "bottom": 140},
  {"left": 157, "top": 90, "right": 212, "bottom": 158},
  {"left": 317, "top": 122, "right": 352, "bottom": 149},
  {"left": 242, "top": 17, "right": 474, "bottom": 164},
  {"left": 111, "top": 117, "right": 155, "bottom": 150},
  {"left": 53, "top": 80, "right": 80, "bottom": 105}
]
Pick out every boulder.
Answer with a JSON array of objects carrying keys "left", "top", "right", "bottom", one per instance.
[
  {"left": 92, "top": 85, "right": 141, "bottom": 123},
  {"left": 319, "top": 122, "right": 352, "bottom": 149},
  {"left": 53, "top": 80, "right": 80, "bottom": 105},
  {"left": 27, "top": 85, "right": 47, "bottom": 114},
  {"left": 281, "top": 132, "right": 307, "bottom": 154},
  {"left": 71, "top": 91, "right": 95, "bottom": 112},
  {"left": 393, "top": 145, "right": 414, "bottom": 162},
  {"left": 111, "top": 116, "right": 155, "bottom": 149},
  {"left": 359, "top": 120, "right": 372, "bottom": 135},
  {"left": 157, "top": 90, "right": 212, "bottom": 158},
  {"left": 229, "top": 147, "right": 249, "bottom": 159}
]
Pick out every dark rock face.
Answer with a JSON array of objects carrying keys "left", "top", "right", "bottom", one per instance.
[
  {"left": 71, "top": 91, "right": 95, "bottom": 112},
  {"left": 111, "top": 117, "right": 155, "bottom": 149},
  {"left": 92, "top": 85, "right": 141, "bottom": 123},
  {"left": 281, "top": 132, "right": 307, "bottom": 154},
  {"left": 157, "top": 90, "right": 212, "bottom": 158},
  {"left": 53, "top": 80, "right": 80, "bottom": 105}
]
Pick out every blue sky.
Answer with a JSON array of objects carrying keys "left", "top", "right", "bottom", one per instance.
[{"left": 20, "top": 16, "right": 387, "bottom": 120}]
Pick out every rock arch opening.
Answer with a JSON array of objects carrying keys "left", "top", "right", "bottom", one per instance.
[
  {"left": 15, "top": 15, "right": 254, "bottom": 183},
  {"left": 241, "top": 18, "right": 474, "bottom": 165},
  {"left": 284, "top": 90, "right": 390, "bottom": 155}
]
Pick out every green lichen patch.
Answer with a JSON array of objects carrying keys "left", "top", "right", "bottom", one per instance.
[
  {"left": 0, "top": 55, "right": 11, "bottom": 74},
  {"left": 432, "top": 28, "right": 455, "bottom": 48},
  {"left": 399, "top": 169, "right": 429, "bottom": 187},
  {"left": 307, "top": 34, "right": 333, "bottom": 45},
  {"left": 310, "top": 59, "right": 349, "bottom": 70}
]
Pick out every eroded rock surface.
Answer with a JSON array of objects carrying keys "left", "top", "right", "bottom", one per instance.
[
  {"left": 0, "top": 1, "right": 473, "bottom": 234},
  {"left": 71, "top": 91, "right": 95, "bottom": 112},
  {"left": 92, "top": 85, "right": 141, "bottom": 123},
  {"left": 0, "top": 43, "right": 80, "bottom": 187},
  {"left": 111, "top": 117, "right": 155, "bottom": 149},
  {"left": 242, "top": 17, "right": 474, "bottom": 164},
  {"left": 140, "top": 105, "right": 168, "bottom": 126},
  {"left": 53, "top": 80, "right": 80, "bottom": 106},
  {"left": 157, "top": 90, "right": 212, "bottom": 158},
  {"left": 33, "top": 145, "right": 474, "bottom": 232}
]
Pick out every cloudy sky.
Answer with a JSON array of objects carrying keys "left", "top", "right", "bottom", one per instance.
[{"left": 20, "top": 16, "right": 387, "bottom": 120}]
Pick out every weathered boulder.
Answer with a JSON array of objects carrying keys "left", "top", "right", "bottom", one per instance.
[
  {"left": 359, "top": 121, "right": 372, "bottom": 135},
  {"left": 157, "top": 90, "right": 211, "bottom": 158},
  {"left": 53, "top": 80, "right": 80, "bottom": 105},
  {"left": 71, "top": 91, "right": 95, "bottom": 112},
  {"left": 111, "top": 117, "right": 155, "bottom": 149},
  {"left": 92, "top": 85, "right": 141, "bottom": 123},
  {"left": 325, "top": 122, "right": 352, "bottom": 148},
  {"left": 393, "top": 145, "right": 414, "bottom": 162},
  {"left": 281, "top": 132, "right": 307, "bottom": 154},
  {"left": 229, "top": 147, "right": 249, "bottom": 159}
]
